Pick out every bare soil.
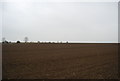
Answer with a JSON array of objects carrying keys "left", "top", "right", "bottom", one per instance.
[{"left": 2, "top": 43, "right": 118, "bottom": 79}]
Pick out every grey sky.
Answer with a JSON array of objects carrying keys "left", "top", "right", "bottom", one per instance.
[
  {"left": 1, "top": 0, "right": 118, "bottom": 43},
  {"left": 0, "top": 2, "right": 2, "bottom": 42}
]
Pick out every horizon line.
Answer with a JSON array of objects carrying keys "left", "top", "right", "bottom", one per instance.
[{"left": 0, "top": 41, "right": 118, "bottom": 43}]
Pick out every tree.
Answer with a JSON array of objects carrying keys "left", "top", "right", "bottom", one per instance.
[
  {"left": 38, "top": 41, "right": 40, "bottom": 43},
  {"left": 16, "top": 41, "right": 20, "bottom": 43},
  {"left": 2, "top": 37, "right": 6, "bottom": 42},
  {"left": 24, "top": 37, "right": 28, "bottom": 43},
  {"left": 2, "top": 37, "right": 8, "bottom": 43}
]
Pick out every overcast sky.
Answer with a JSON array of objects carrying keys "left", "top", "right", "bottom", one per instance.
[{"left": 1, "top": 0, "right": 118, "bottom": 43}]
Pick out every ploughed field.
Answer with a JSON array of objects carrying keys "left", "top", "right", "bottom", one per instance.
[{"left": 2, "top": 43, "right": 118, "bottom": 79}]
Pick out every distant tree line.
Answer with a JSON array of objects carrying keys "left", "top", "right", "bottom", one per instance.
[
  {"left": 2, "top": 37, "right": 29, "bottom": 44},
  {"left": 2, "top": 37, "right": 69, "bottom": 44}
]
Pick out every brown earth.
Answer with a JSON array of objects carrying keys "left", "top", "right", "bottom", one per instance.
[{"left": 2, "top": 43, "right": 118, "bottom": 79}]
